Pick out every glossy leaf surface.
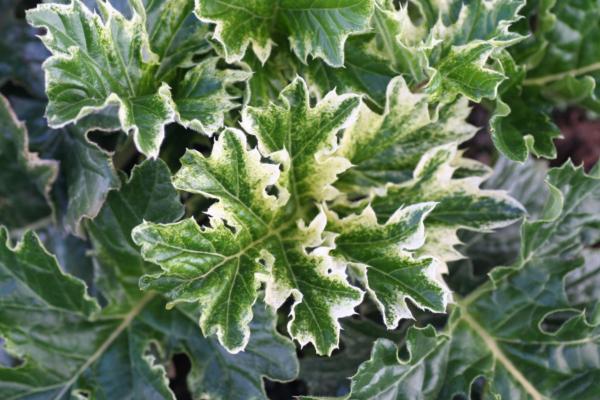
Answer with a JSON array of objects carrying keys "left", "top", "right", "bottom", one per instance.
[
  {"left": 0, "top": 160, "right": 298, "bottom": 399},
  {"left": 26, "top": 0, "right": 247, "bottom": 157},
  {"left": 345, "top": 162, "right": 600, "bottom": 400}
]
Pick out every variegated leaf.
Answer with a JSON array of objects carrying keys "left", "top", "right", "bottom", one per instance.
[
  {"left": 344, "top": 162, "right": 600, "bottom": 400},
  {"left": 27, "top": 0, "right": 248, "bottom": 158},
  {"left": 307, "top": 0, "right": 525, "bottom": 104},
  {"left": 327, "top": 203, "right": 450, "bottom": 329},
  {"left": 133, "top": 81, "right": 365, "bottom": 355},
  {"left": 196, "top": 0, "right": 374, "bottom": 67},
  {"left": 337, "top": 76, "right": 477, "bottom": 189},
  {"left": 242, "top": 77, "right": 358, "bottom": 202},
  {"left": 370, "top": 144, "right": 524, "bottom": 262}
]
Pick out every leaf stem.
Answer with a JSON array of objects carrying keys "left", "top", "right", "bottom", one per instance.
[
  {"left": 522, "top": 62, "right": 600, "bottom": 86},
  {"left": 53, "top": 292, "right": 156, "bottom": 399},
  {"left": 458, "top": 309, "right": 546, "bottom": 400}
]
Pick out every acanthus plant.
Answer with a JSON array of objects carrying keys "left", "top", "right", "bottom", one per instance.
[{"left": 0, "top": 0, "right": 598, "bottom": 399}]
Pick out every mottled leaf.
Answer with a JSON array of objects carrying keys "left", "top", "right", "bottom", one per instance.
[
  {"left": 27, "top": 0, "right": 247, "bottom": 157},
  {"left": 337, "top": 76, "right": 477, "bottom": 190},
  {"left": 134, "top": 132, "right": 362, "bottom": 355},
  {"left": 369, "top": 144, "right": 524, "bottom": 262},
  {"left": 327, "top": 203, "right": 450, "bottom": 329},
  {"left": 197, "top": 0, "right": 374, "bottom": 66},
  {"left": 134, "top": 79, "right": 365, "bottom": 355},
  {"left": 0, "top": 159, "right": 297, "bottom": 399},
  {"left": 345, "top": 162, "right": 600, "bottom": 400}
]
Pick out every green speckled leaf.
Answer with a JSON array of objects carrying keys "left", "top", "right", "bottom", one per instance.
[
  {"left": 371, "top": 144, "right": 525, "bottom": 262},
  {"left": 345, "top": 162, "right": 600, "bottom": 400},
  {"left": 27, "top": 0, "right": 247, "bottom": 157},
  {"left": 327, "top": 203, "right": 450, "bottom": 328},
  {"left": 427, "top": 41, "right": 505, "bottom": 102},
  {"left": 242, "top": 77, "right": 358, "bottom": 202},
  {"left": 197, "top": 0, "right": 374, "bottom": 67},
  {"left": 0, "top": 159, "right": 298, "bottom": 399},
  {"left": 337, "top": 76, "right": 477, "bottom": 190},
  {"left": 134, "top": 118, "right": 363, "bottom": 355},
  {"left": 133, "top": 79, "right": 366, "bottom": 354},
  {"left": 330, "top": 78, "right": 522, "bottom": 268}
]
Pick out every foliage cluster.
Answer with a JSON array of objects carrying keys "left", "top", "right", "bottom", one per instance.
[{"left": 0, "top": 0, "right": 599, "bottom": 399}]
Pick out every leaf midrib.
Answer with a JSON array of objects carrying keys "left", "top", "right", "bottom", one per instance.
[
  {"left": 458, "top": 309, "right": 547, "bottom": 400},
  {"left": 343, "top": 254, "right": 439, "bottom": 311},
  {"left": 50, "top": 292, "right": 156, "bottom": 400},
  {"left": 46, "top": 20, "right": 134, "bottom": 97},
  {"left": 523, "top": 62, "right": 600, "bottom": 86}
]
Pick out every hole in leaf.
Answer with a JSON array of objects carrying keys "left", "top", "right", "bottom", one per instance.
[
  {"left": 245, "top": 133, "right": 258, "bottom": 148},
  {"left": 169, "top": 353, "right": 192, "bottom": 400},
  {"left": 265, "top": 184, "right": 279, "bottom": 197},
  {"left": 73, "top": 390, "right": 90, "bottom": 399},
  {"left": 335, "top": 127, "right": 345, "bottom": 142},
  {"left": 266, "top": 378, "right": 309, "bottom": 399},
  {"left": 190, "top": 53, "right": 205, "bottom": 64},
  {"left": 222, "top": 219, "right": 238, "bottom": 234},
  {"left": 0, "top": 338, "right": 23, "bottom": 368},
  {"left": 529, "top": 13, "right": 538, "bottom": 33},
  {"left": 305, "top": 246, "right": 319, "bottom": 254},
  {"left": 192, "top": 198, "right": 216, "bottom": 226},
  {"left": 470, "top": 375, "right": 487, "bottom": 400},
  {"left": 88, "top": 130, "right": 122, "bottom": 153}
]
